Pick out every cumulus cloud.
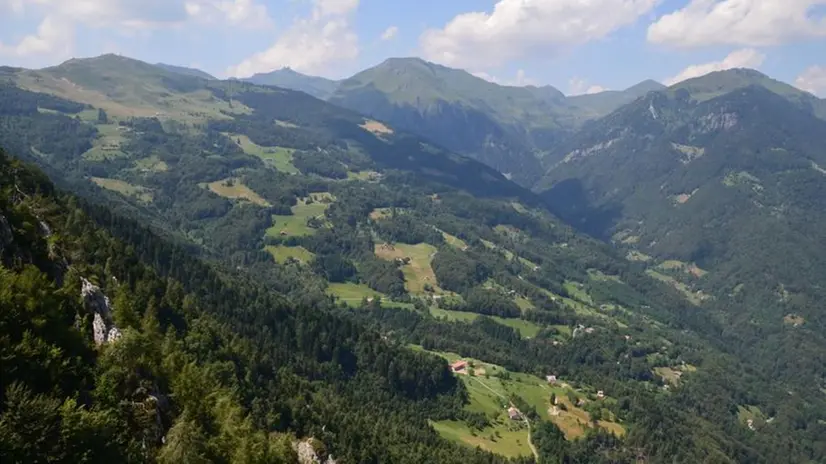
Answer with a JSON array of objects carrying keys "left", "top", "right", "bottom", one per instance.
[
  {"left": 568, "top": 78, "right": 608, "bottom": 95},
  {"left": 474, "top": 69, "right": 538, "bottom": 86},
  {"left": 17, "top": 0, "right": 190, "bottom": 29},
  {"left": 795, "top": 65, "right": 826, "bottom": 96},
  {"left": 186, "top": 0, "right": 272, "bottom": 29},
  {"left": 664, "top": 48, "right": 765, "bottom": 85},
  {"left": 648, "top": 0, "right": 826, "bottom": 47},
  {"left": 0, "top": 0, "right": 271, "bottom": 63},
  {"left": 0, "top": 16, "right": 73, "bottom": 59},
  {"left": 227, "top": 0, "right": 360, "bottom": 78},
  {"left": 420, "top": 0, "right": 658, "bottom": 69},
  {"left": 381, "top": 26, "right": 399, "bottom": 41}
]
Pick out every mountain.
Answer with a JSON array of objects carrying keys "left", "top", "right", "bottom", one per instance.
[
  {"left": 3, "top": 54, "right": 826, "bottom": 462},
  {"left": 154, "top": 62, "right": 216, "bottom": 80},
  {"left": 671, "top": 68, "right": 826, "bottom": 119},
  {"left": 328, "top": 57, "right": 581, "bottom": 185},
  {"left": 567, "top": 80, "right": 666, "bottom": 117},
  {"left": 538, "top": 83, "right": 826, "bottom": 392},
  {"left": 243, "top": 67, "right": 340, "bottom": 100}
]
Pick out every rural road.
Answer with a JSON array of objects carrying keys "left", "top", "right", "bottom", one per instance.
[{"left": 470, "top": 376, "right": 540, "bottom": 462}]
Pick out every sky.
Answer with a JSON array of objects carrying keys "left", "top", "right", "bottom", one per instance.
[{"left": 0, "top": 0, "right": 824, "bottom": 96}]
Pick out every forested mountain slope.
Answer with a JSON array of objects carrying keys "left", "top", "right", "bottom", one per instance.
[
  {"left": 327, "top": 58, "right": 575, "bottom": 185},
  {"left": 537, "top": 84, "right": 826, "bottom": 428},
  {"left": 2, "top": 54, "right": 826, "bottom": 463}
]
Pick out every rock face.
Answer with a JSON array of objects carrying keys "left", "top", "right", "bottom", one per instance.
[
  {"left": 0, "top": 214, "right": 12, "bottom": 254},
  {"left": 81, "top": 278, "right": 122, "bottom": 345},
  {"left": 293, "top": 440, "right": 336, "bottom": 464}
]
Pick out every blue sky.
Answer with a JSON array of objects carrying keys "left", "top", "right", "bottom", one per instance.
[{"left": 1, "top": 0, "right": 825, "bottom": 96}]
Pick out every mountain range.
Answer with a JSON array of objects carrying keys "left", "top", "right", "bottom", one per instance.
[{"left": 1, "top": 53, "right": 826, "bottom": 463}]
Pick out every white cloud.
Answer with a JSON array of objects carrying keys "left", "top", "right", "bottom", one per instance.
[
  {"left": 1, "top": 0, "right": 25, "bottom": 13},
  {"left": 381, "top": 26, "right": 399, "bottom": 41},
  {"left": 185, "top": 0, "right": 272, "bottom": 29},
  {"left": 0, "top": 16, "right": 73, "bottom": 58},
  {"left": 568, "top": 78, "right": 609, "bottom": 95},
  {"left": 795, "top": 65, "right": 826, "bottom": 96},
  {"left": 648, "top": 0, "right": 826, "bottom": 47},
  {"left": 664, "top": 48, "right": 765, "bottom": 85},
  {"left": 227, "top": 0, "right": 360, "bottom": 78},
  {"left": 0, "top": 0, "right": 271, "bottom": 63},
  {"left": 20, "top": 0, "right": 190, "bottom": 29},
  {"left": 420, "top": 0, "right": 658, "bottom": 69},
  {"left": 315, "top": 0, "right": 359, "bottom": 17},
  {"left": 473, "top": 69, "right": 538, "bottom": 87}
]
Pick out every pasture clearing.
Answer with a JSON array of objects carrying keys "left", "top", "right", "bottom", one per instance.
[
  {"left": 265, "top": 245, "right": 314, "bottom": 264},
  {"left": 202, "top": 178, "right": 270, "bottom": 206},
  {"left": 422, "top": 349, "right": 624, "bottom": 455},
  {"left": 133, "top": 155, "right": 169, "bottom": 172},
  {"left": 646, "top": 270, "right": 710, "bottom": 305},
  {"left": 428, "top": 307, "right": 542, "bottom": 338},
  {"left": 266, "top": 195, "right": 332, "bottom": 238},
  {"left": 374, "top": 242, "right": 439, "bottom": 294},
  {"left": 227, "top": 133, "right": 298, "bottom": 174},
  {"left": 657, "top": 260, "right": 708, "bottom": 278},
  {"left": 82, "top": 124, "right": 129, "bottom": 161},
  {"left": 327, "top": 283, "right": 383, "bottom": 304},
  {"left": 90, "top": 177, "right": 153, "bottom": 203}
]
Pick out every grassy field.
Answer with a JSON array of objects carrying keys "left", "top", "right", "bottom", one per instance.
[
  {"left": 133, "top": 155, "right": 169, "bottom": 172},
  {"left": 266, "top": 195, "right": 332, "bottom": 238},
  {"left": 347, "top": 170, "right": 381, "bottom": 181},
  {"left": 82, "top": 124, "right": 129, "bottom": 161},
  {"left": 657, "top": 260, "right": 708, "bottom": 278},
  {"left": 265, "top": 245, "right": 314, "bottom": 264},
  {"left": 375, "top": 242, "right": 439, "bottom": 294},
  {"left": 18, "top": 70, "right": 251, "bottom": 121},
  {"left": 646, "top": 270, "right": 710, "bottom": 305},
  {"left": 429, "top": 306, "right": 543, "bottom": 338},
  {"left": 441, "top": 230, "right": 468, "bottom": 250},
  {"left": 563, "top": 281, "right": 593, "bottom": 305},
  {"left": 203, "top": 178, "right": 270, "bottom": 206},
  {"left": 90, "top": 177, "right": 153, "bottom": 203},
  {"left": 430, "top": 420, "right": 532, "bottom": 458},
  {"left": 422, "top": 349, "right": 624, "bottom": 454},
  {"left": 327, "top": 282, "right": 383, "bottom": 303},
  {"left": 626, "top": 250, "right": 653, "bottom": 262},
  {"left": 328, "top": 283, "right": 416, "bottom": 310},
  {"left": 227, "top": 133, "right": 298, "bottom": 174}
]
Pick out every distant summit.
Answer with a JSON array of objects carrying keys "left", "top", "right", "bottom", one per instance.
[{"left": 242, "top": 67, "right": 340, "bottom": 100}]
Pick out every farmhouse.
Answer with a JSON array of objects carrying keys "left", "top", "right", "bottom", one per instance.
[
  {"left": 507, "top": 407, "right": 522, "bottom": 421},
  {"left": 546, "top": 375, "right": 558, "bottom": 384},
  {"left": 450, "top": 360, "right": 467, "bottom": 373},
  {"left": 597, "top": 390, "right": 605, "bottom": 399}
]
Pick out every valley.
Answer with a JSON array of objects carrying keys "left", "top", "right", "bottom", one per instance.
[{"left": 1, "top": 52, "right": 825, "bottom": 464}]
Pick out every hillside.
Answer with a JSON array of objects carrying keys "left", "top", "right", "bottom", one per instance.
[
  {"left": 670, "top": 68, "right": 826, "bottom": 119},
  {"left": 154, "top": 63, "right": 216, "bottom": 80},
  {"left": 243, "top": 67, "right": 340, "bottom": 100},
  {"left": 2, "top": 54, "right": 826, "bottom": 462},
  {"left": 328, "top": 57, "right": 578, "bottom": 185},
  {"left": 537, "top": 85, "right": 826, "bottom": 414}
]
